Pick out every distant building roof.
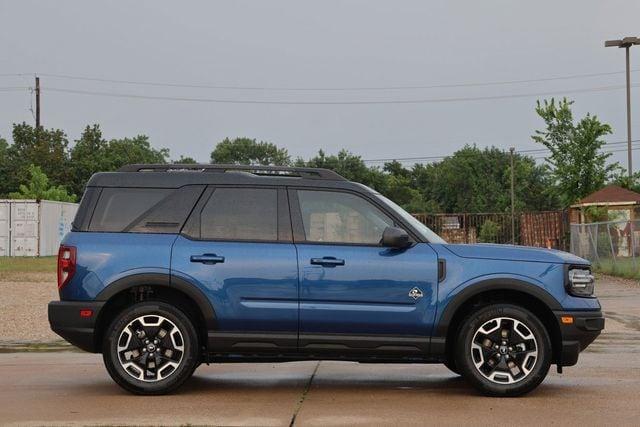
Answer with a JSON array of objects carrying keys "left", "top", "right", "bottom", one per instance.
[{"left": 572, "top": 184, "right": 640, "bottom": 207}]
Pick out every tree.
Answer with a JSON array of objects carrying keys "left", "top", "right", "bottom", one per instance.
[
  {"left": 103, "top": 135, "right": 169, "bottom": 169},
  {"left": 6, "top": 123, "right": 71, "bottom": 192},
  {"left": 532, "top": 98, "right": 616, "bottom": 206},
  {"left": 9, "top": 164, "right": 75, "bottom": 202},
  {"left": 0, "top": 136, "right": 10, "bottom": 196},
  {"left": 175, "top": 155, "right": 197, "bottom": 164},
  {"left": 69, "top": 126, "right": 169, "bottom": 194},
  {"left": 410, "top": 145, "right": 557, "bottom": 213},
  {"left": 211, "top": 137, "right": 290, "bottom": 165}
]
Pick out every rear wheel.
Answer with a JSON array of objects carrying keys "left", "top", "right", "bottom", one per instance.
[
  {"left": 103, "top": 301, "right": 199, "bottom": 395},
  {"left": 455, "top": 304, "right": 551, "bottom": 397}
]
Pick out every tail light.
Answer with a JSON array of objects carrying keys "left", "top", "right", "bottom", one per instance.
[{"left": 57, "top": 245, "right": 77, "bottom": 290}]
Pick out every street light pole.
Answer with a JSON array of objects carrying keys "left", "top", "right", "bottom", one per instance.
[
  {"left": 605, "top": 37, "right": 640, "bottom": 180},
  {"left": 626, "top": 45, "right": 632, "bottom": 180}
]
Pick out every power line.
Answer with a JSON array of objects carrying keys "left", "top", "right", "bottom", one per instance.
[
  {"left": 363, "top": 139, "right": 640, "bottom": 164},
  {"left": 37, "top": 69, "right": 640, "bottom": 91},
  {"left": 42, "top": 83, "right": 639, "bottom": 105},
  {"left": 0, "top": 86, "right": 30, "bottom": 92}
]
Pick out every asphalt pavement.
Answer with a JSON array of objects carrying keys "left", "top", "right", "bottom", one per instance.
[{"left": 1, "top": 276, "right": 638, "bottom": 426}]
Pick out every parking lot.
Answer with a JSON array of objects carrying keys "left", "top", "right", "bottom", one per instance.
[{"left": 1, "top": 274, "right": 639, "bottom": 426}]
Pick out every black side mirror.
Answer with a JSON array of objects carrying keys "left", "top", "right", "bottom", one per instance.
[{"left": 382, "top": 226, "right": 411, "bottom": 248}]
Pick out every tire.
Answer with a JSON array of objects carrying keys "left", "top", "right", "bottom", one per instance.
[
  {"left": 454, "top": 304, "right": 551, "bottom": 397},
  {"left": 103, "top": 301, "right": 199, "bottom": 395},
  {"left": 444, "top": 357, "right": 460, "bottom": 375}
]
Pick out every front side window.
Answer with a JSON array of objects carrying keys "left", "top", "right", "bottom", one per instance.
[
  {"left": 296, "top": 190, "right": 393, "bottom": 244},
  {"left": 200, "top": 188, "right": 278, "bottom": 241}
]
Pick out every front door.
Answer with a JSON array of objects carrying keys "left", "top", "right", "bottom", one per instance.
[
  {"left": 171, "top": 186, "right": 298, "bottom": 353},
  {"left": 289, "top": 188, "right": 439, "bottom": 357}
]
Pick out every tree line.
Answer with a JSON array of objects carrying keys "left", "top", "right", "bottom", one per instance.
[{"left": 0, "top": 98, "right": 630, "bottom": 212}]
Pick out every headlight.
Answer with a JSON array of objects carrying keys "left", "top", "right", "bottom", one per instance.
[{"left": 567, "top": 268, "right": 595, "bottom": 297}]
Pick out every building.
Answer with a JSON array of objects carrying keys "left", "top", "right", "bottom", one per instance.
[{"left": 570, "top": 184, "right": 640, "bottom": 224}]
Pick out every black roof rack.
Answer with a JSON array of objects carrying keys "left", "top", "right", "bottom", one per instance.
[{"left": 117, "top": 164, "right": 346, "bottom": 181}]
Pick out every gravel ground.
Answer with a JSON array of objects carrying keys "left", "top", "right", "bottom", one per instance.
[{"left": 0, "top": 272, "right": 61, "bottom": 344}]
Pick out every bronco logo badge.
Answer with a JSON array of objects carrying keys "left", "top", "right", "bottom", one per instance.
[{"left": 408, "top": 287, "right": 424, "bottom": 300}]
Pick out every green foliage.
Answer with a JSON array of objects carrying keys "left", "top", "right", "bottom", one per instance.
[
  {"left": 69, "top": 125, "right": 169, "bottom": 194},
  {"left": 478, "top": 219, "right": 500, "bottom": 243},
  {"left": 9, "top": 164, "right": 75, "bottom": 202},
  {"left": 211, "top": 137, "right": 290, "bottom": 165},
  {"left": 583, "top": 206, "right": 608, "bottom": 222},
  {"left": 5, "top": 123, "right": 71, "bottom": 194},
  {"left": 410, "top": 145, "right": 557, "bottom": 213},
  {"left": 175, "top": 155, "right": 197, "bottom": 164},
  {"left": 532, "top": 98, "right": 616, "bottom": 206}
]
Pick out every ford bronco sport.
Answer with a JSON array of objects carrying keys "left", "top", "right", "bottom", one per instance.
[{"left": 48, "top": 164, "right": 604, "bottom": 396}]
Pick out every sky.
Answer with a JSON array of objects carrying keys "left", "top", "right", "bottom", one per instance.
[{"left": 1, "top": 0, "right": 639, "bottom": 168}]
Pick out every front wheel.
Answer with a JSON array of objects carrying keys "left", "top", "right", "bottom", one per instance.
[
  {"left": 455, "top": 304, "right": 551, "bottom": 397},
  {"left": 103, "top": 301, "right": 199, "bottom": 395}
]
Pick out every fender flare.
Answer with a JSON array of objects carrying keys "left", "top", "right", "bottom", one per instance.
[
  {"left": 433, "top": 278, "right": 562, "bottom": 338},
  {"left": 96, "top": 272, "right": 216, "bottom": 330}
]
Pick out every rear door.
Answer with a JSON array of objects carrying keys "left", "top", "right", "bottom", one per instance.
[
  {"left": 171, "top": 186, "right": 299, "bottom": 353},
  {"left": 289, "top": 188, "right": 439, "bottom": 357}
]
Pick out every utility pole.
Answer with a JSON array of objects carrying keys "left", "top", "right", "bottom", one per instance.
[
  {"left": 605, "top": 36, "right": 640, "bottom": 179},
  {"left": 510, "top": 147, "right": 515, "bottom": 245},
  {"left": 35, "top": 76, "right": 41, "bottom": 128}
]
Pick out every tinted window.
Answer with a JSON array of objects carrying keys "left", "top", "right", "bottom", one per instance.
[
  {"left": 89, "top": 188, "right": 171, "bottom": 232},
  {"left": 297, "top": 190, "right": 393, "bottom": 244},
  {"left": 200, "top": 188, "right": 278, "bottom": 241}
]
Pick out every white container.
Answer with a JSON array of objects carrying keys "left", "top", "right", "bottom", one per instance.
[{"left": 0, "top": 200, "right": 79, "bottom": 256}]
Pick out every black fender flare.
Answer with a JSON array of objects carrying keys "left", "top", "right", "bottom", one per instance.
[
  {"left": 96, "top": 272, "right": 216, "bottom": 330},
  {"left": 433, "top": 278, "right": 562, "bottom": 338}
]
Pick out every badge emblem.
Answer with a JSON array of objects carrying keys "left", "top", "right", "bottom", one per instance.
[{"left": 408, "top": 287, "right": 424, "bottom": 300}]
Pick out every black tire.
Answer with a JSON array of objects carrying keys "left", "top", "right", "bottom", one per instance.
[
  {"left": 103, "top": 301, "right": 199, "bottom": 395},
  {"left": 454, "top": 304, "right": 551, "bottom": 397},
  {"left": 444, "top": 357, "right": 460, "bottom": 375}
]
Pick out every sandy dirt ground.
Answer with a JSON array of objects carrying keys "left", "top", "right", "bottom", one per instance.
[{"left": 0, "top": 274, "right": 638, "bottom": 425}]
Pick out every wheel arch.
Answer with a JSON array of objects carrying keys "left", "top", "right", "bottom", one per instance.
[
  {"left": 433, "top": 278, "right": 562, "bottom": 364},
  {"left": 94, "top": 273, "right": 216, "bottom": 352}
]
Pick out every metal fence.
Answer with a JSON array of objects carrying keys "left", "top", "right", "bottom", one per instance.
[
  {"left": 411, "top": 211, "right": 568, "bottom": 248},
  {"left": 570, "top": 220, "right": 640, "bottom": 275},
  {"left": 412, "top": 213, "right": 517, "bottom": 244}
]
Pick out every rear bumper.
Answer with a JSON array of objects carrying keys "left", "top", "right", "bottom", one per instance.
[
  {"left": 48, "top": 301, "right": 105, "bottom": 352},
  {"left": 554, "top": 310, "right": 604, "bottom": 367}
]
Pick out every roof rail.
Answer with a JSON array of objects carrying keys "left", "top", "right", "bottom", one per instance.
[{"left": 117, "top": 164, "right": 347, "bottom": 180}]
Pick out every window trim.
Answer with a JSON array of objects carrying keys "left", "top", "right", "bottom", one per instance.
[
  {"left": 287, "top": 187, "right": 418, "bottom": 247},
  {"left": 180, "top": 185, "right": 293, "bottom": 244}
]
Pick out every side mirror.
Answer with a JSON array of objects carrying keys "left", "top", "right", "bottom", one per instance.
[{"left": 382, "top": 226, "right": 411, "bottom": 249}]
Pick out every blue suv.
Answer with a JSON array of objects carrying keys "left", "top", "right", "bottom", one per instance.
[{"left": 48, "top": 164, "right": 604, "bottom": 396}]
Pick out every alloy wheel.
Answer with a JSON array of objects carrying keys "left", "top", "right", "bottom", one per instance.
[
  {"left": 117, "top": 314, "right": 185, "bottom": 382},
  {"left": 470, "top": 316, "right": 538, "bottom": 384}
]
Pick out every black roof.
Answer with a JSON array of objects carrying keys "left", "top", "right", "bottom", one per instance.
[{"left": 87, "top": 163, "right": 363, "bottom": 190}]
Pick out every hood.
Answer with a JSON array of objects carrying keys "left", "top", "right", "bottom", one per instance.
[{"left": 443, "top": 243, "right": 589, "bottom": 265}]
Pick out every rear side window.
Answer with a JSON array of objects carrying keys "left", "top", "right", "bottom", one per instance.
[
  {"left": 89, "top": 188, "right": 171, "bottom": 232},
  {"left": 200, "top": 188, "right": 278, "bottom": 241}
]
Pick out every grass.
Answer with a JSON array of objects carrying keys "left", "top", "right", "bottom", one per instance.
[
  {"left": 0, "top": 256, "right": 57, "bottom": 273},
  {"left": 593, "top": 257, "right": 640, "bottom": 280}
]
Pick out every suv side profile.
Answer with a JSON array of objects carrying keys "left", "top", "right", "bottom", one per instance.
[{"left": 49, "top": 164, "right": 604, "bottom": 396}]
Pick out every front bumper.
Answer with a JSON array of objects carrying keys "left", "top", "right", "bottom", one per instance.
[
  {"left": 48, "top": 301, "right": 105, "bottom": 352},
  {"left": 554, "top": 310, "right": 605, "bottom": 367}
]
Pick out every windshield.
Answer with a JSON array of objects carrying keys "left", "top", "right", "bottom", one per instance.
[{"left": 374, "top": 193, "right": 447, "bottom": 244}]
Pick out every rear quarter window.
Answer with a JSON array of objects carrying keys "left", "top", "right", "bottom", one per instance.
[{"left": 89, "top": 188, "right": 171, "bottom": 232}]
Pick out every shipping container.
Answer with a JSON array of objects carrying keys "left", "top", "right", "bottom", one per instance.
[{"left": 0, "top": 200, "right": 78, "bottom": 256}]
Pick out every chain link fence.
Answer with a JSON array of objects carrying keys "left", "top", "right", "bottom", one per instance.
[{"left": 570, "top": 220, "right": 640, "bottom": 277}]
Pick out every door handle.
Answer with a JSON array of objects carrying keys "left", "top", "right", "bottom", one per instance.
[
  {"left": 190, "top": 254, "right": 225, "bottom": 264},
  {"left": 310, "top": 257, "right": 345, "bottom": 267}
]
